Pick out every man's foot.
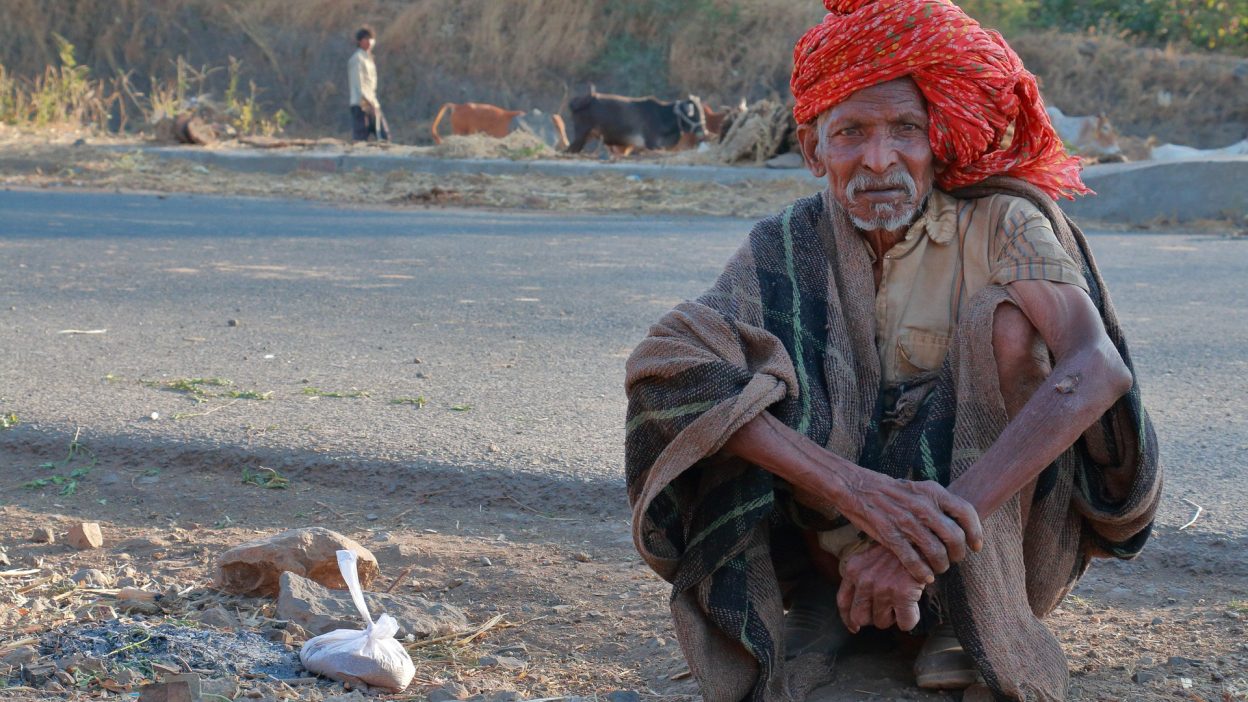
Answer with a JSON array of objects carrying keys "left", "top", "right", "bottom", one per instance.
[
  {"left": 783, "top": 580, "right": 850, "bottom": 660},
  {"left": 913, "top": 624, "right": 981, "bottom": 689}
]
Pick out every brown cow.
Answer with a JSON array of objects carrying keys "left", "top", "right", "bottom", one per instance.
[
  {"left": 431, "top": 102, "right": 522, "bottom": 144},
  {"left": 430, "top": 102, "right": 568, "bottom": 150}
]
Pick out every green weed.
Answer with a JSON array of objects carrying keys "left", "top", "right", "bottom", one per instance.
[
  {"left": 303, "top": 387, "right": 369, "bottom": 399},
  {"left": 450, "top": 404, "right": 472, "bottom": 412},
  {"left": 390, "top": 396, "right": 428, "bottom": 408},
  {"left": 241, "top": 466, "right": 289, "bottom": 489},
  {"left": 24, "top": 429, "right": 96, "bottom": 496},
  {"left": 144, "top": 377, "right": 270, "bottom": 404},
  {"left": 0, "top": 412, "right": 17, "bottom": 429}
]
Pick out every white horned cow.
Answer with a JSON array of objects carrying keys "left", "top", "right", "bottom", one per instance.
[{"left": 1046, "top": 106, "right": 1123, "bottom": 162}]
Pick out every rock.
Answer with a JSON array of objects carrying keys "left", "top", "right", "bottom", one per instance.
[
  {"left": 76, "top": 603, "right": 118, "bottom": 622},
  {"left": 118, "top": 588, "right": 162, "bottom": 614},
  {"left": 428, "top": 682, "right": 471, "bottom": 702},
  {"left": 276, "top": 571, "right": 467, "bottom": 639},
  {"left": 196, "top": 605, "right": 241, "bottom": 629},
  {"left": 201, "top": 678, "right": 238, "bottom": 700},
  {"left": 137, "top": 680, "right": 195, "bottom": 702},
  {"left": 478, "top": 655, "right": 525, "bottom": 670},
  {"left": 215, "top": 527, "right": 379, "bottom": 597},
  {"left": 1168, "top": 655, "right": 1201, "bottom": 668},
  {"left": 115, "top": 536, "right": 172, "bottom": 554},
  {"left": 606, "top": 691, "right": 640, "bottom": 702},
  {"left": 263, "top": 627, "right": 294, "bottom": 645},
  {"left": 0, "top": 550, "right": 9, "bottom": 566},
  {"left": 21, "top": 662, "right": 58, "bottom": 687},
  {"left": 71, "top": 568, "right": 112, "bottom": 588},
  {"left": 1150, "top": 617, "right": 1163, "bottom": 625},
  {"left": 486, "top": 692, "right": 521, "bottom": 702},
  {"left": 162, "top": 674, "right": 202, "bottom": 700},
  {"left": 67, "top": 522, "right": 104, "bottom": 550},
  {"left": 31, "top": 527, "right": 55, "bottom": 544},
  {"left": 226, "top": 319, "right": 240, "bottom": 327},
  {"left": 2, "top": 645, "right": 39, "bottom": 667},
  {"left": 1132, "top": 670, "right": 1162, "bottom": 684},
  {"left": 61, "top": 654, "right": 106, "bottom": 675}
]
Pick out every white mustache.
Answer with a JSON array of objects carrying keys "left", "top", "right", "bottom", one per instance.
[{"left": 845, "top": 171, "right": 917, "bottom": 202}]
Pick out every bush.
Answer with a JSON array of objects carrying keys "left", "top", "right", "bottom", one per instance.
[{"left": 1027, "top": 0, "right": 1247, "bottom": 53}]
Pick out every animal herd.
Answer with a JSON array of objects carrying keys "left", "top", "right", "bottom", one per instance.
[
  {"left": 430, "top": 88, "right": 739, "bottom": 156},
  {"left": 429, "top": 88, "right": 1247, "bottom": 164}
]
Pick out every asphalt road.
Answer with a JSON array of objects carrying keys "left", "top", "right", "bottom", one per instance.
[{"left": 0, "top": 188, "right": 1244, "bottom": 535}]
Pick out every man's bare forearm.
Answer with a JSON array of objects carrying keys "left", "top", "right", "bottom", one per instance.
[
  {"left": 950, "top": 337, "right": 1132, "bottom": 517},
  {"left": 723, "top": 412, "right": 857, "bottom": 514},
  {"left": 724, "top": 411, "right": 982, "bottom": 581}
]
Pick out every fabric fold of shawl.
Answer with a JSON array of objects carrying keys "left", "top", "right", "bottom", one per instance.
[{"left": 623, "top": 177, "right": 1160, "bottom": 702}]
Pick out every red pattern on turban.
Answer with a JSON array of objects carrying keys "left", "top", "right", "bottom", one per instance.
[{"left": 792, "top": 0, "right": 1089, "bottom": 200}]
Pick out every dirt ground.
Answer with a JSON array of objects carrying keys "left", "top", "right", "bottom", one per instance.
[
  {"left": 0, "top": 126, "right": 814, "bottom": 221},
  {"left": 2, "top": 433, "right": 1245, "bottom": 702}
]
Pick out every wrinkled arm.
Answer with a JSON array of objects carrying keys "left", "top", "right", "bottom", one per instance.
[
  {"left": 724, "top": 412, "right": 982, "bottom": 585},
  {"left": 838, "top": 280, "right": 1134, "bottom": 632},
  {"left": 950, "top": 280, "right": 1133, "bottom": 513}
]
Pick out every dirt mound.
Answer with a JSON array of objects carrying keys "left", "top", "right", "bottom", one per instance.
[{"left": 427, "top": 132, "right": 551, "bottom": 160}]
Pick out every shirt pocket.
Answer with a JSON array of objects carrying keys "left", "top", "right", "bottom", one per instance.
[{"left": 896, "top": 328, "right": 952, "bottom": 377}]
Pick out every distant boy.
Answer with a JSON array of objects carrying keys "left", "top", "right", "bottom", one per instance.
[{"left": 348, "top": 26, "right": 389, "bottom": 142}]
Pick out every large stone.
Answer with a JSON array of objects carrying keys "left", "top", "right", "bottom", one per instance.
[
  {"left": 67, "top": 523, "right": 104, "bottom": 550},
  {"left": 276, "top": 571, "right": 467, "bottom": 640},
  {"left": 71, "top": 568, "right": 112, "bottom": 588},
  {"left": 214, "top": 527, "right": 378, "bottom": 597}
]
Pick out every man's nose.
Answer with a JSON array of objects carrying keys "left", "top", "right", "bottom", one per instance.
[{"left": 861, "top": 134, "right": 899, "bottom": 173}]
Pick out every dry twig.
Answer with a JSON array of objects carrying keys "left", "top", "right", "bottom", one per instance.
[{"left": 407, "top": 613, "right": 509, "bottom": 650}]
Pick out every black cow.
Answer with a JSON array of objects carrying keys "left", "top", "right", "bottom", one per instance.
[{"left": 566, "top": 90, "right": 707, "bottom": 155}]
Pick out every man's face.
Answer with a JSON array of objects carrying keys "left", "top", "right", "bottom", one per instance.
[
  {"left": 796, "top": 77, "right": 935, "bottom": 232},
  {"left": 359, "top": 36, "right": 374, "bottom": 51}
]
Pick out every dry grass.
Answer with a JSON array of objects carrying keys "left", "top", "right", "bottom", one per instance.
[
  {"left": 1, "top": 1, "right": 1244, "bottom": 146},
  {"left": 1013, "top": 31, "right": 1248, "bottom": 147}
]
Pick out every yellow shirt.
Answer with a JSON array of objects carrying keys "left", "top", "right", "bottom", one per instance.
[{"left": 867, "top": 189, "right": 1088, "bottom": 386}]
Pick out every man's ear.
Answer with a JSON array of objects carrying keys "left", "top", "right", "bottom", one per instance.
[{"left": 795, "top": 122, "right": 826, "bottom": 178}]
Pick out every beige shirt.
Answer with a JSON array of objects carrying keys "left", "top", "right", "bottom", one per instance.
[
  {"left": 867, "top": 189, "right": 1088, "bottom": 386},
  {"left": 348, "top": 49, "right": 378, "bottom": 108}
]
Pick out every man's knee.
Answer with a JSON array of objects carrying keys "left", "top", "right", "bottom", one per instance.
[{"left": 992, "top": 302, "right": 1050, "bottom": 412}]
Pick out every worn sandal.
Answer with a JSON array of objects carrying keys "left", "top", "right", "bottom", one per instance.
[
  {"left": 783, "top": 580, "right": 850, "bottom": 661},
  {"left": 913, "top": 624, "right": 981, "bottom": 690}
]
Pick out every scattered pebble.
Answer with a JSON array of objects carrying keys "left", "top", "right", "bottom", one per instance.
[
  {"left": 1132, "top": 670, "right": 1162, "bottom": 684},
  {"left": 227, "top": 319, "right": 240, "bottom": 327},
  {"left": 31, "top": 526, "right": 56, "bottom": 543}
]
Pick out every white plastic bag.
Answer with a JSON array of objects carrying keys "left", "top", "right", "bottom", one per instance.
[{"left": 299, "top": 550, "right": 416, "bottom": 691}]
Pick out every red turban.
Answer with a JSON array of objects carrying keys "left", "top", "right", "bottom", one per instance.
[{"left": 791, "top": 0, "right": 1088, "bottom": 200}]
